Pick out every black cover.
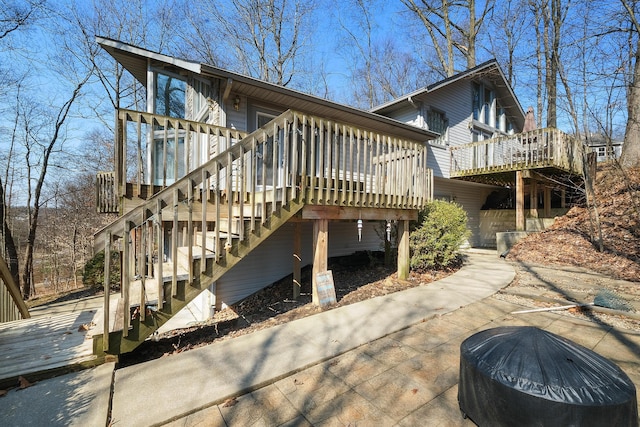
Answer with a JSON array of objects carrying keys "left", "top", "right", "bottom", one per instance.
[{"left": 458, "top": 326, "right": 638, "bottom": 426}]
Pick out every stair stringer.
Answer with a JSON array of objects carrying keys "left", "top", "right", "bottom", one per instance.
[{"left": 94, "top": 199, "right": 305, "bottom": 355}]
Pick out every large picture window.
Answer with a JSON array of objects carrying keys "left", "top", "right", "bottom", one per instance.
[{"left": 155, "top": 72, "right": 186, "bottom": 118}]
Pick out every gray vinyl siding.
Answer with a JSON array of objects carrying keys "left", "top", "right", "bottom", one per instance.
[
  {"left": 390, "top": 104, "right": 423, "bottom": 128},
  {"left": 433, "top": 177, "right": 498, "bottom": 247},
  {"left": 215, "top": 220, "right": 384, "bottom": 307},
  {"left": 225, "top": 95, "right": 247, "bottom": 132},
  {"left": 380, "top": 80, "right": 474, "bottom": 179}
]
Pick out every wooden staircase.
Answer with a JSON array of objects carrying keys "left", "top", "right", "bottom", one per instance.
[{"left": 94, "top": 109, "right": 432, "bottom": 355}]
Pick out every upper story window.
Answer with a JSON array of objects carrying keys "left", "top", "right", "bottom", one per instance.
[
  {"left": 473, "top": 82, "right": 514, "bottom": 135},
  {"left": 192, "top": 78, "right": 211, "bottom": 121},
  {"left": 155, "top": 71, "right": 186, "bottom": 119},
  {"left": 472, "top": 82, "right": 495, "bottom": 127},
  {"left": 426, "top": 108, "right": 448, "bottom": 145}
]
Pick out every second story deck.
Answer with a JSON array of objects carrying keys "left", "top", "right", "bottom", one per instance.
[{"left": 450, "top": 128, "right": 586, "bottom": 183}]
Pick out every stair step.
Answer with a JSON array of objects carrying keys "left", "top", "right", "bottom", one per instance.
[{"left": 194, "top": 231, "right": 238, "bottom": 251}]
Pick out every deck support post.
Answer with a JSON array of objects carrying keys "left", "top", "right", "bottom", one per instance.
[
  {"left": 530, "top": 178, "right": 538, "bottom": 218},
  {"left": 293, "top": 222, "right": 302, "bottom": 300},
  {"left": 561, "top": 188, "right": 566, "bottom": 208},
  {"left": 397, "top": 220, "right": 410, "bottom": 280},
  {"left": 516, "top": 171, "right": 525, "bottom": 231},
  {"left": 312, "top": 219, "right": 328, "bottom": 305},
  {"left": 544, "top": 186, "right": 551, "bottom": 217}
]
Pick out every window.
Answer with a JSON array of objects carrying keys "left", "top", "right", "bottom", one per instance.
[
  {"left": 472, "top": 82, "right": 514, "bottom": 135},
  {"left": 472, "top": 83, "right": 481, "bottom": 121},
  {"left": 155, "top": 72, "right": 186, "bottom": 118},
  {"left": 192, "top": 78, "right": 211, "bottom": 121},
  {"left": 472, "top": 82, "right": 495, "bottom": 127},
  {"left": 597, "top": 147, "right": 606, "bottom": 158},
  {"left": 426, "top": 108, "right": 448, "bottom": 145},
  {"left": 154, "top": 137, "right": 185, "bottom": 186}
]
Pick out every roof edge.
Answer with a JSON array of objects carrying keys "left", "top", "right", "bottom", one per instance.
[{"left": 96, "top": 36, "right": 201, "bottom": 75}]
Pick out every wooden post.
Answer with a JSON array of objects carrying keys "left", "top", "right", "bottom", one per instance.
[
  {"left": 293, "top": 222, "right": 302, "bottom": 300},
  {"left": 516, "top": 171, "right": 525, "bottom": 231},
  {"left": 312, "top": 219, "right": 328, "bottom": 306},
  {"left": 103, "top": 231, "right": 111, "bottom": 352},
  {"left": 397, "top": 220, "right": 410, "bottom": 280},
  {"left": 529, "top": 178, "right": 538, "bottom": 218},
  {"left": 544, "top": 186, "right": 551, "bottom": 217},
  {"left": 561, "top": 188, "right": 566, "bottom": 208}
]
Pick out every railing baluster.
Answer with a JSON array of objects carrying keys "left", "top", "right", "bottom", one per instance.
[
  {"left": 172, "top": 188, "right": 178, "bottom": 297},
  {"left": 201, "top": 168, "right": 208, "bottom": 273},
  {"left": 156, "top": 200, "right": 164, "bottom": 311},
  {"left": 103, "top": 231, "right": 111, "bottom": 352},
  {"left": 140, "top": 214, "right": 146, "bottom": 322},
  {"left": 374, "top": 133, "right": 381, "bottom": 207},
  {"left": 238, "top": 145, "right": 245, "bottom": 242},
  {"left": 215, "top": 161, "right": 221, "bottom": 262},
  {"left": 291, "top": 114, "right": 299, "bottom": 201},
  {"left": 356, "top": 128, "right": 362, "bottom": 207},
  {"left": 318, "top": 119, "right": 325, "bottom": 203},
  {"left": 227, "top": 151, "right": 234, "bottom": 239},
  {"left": 261, "top": 131, "right": 267, "bottom": 222},
  {"left": 300, "top": 115, "right": 308, "bottom": 199},
  {"left": 187, "top": 182, "right": 194, "bottom": 286},
  {"left": 250, "top": 137, "right": 257, "bottom": 232}
]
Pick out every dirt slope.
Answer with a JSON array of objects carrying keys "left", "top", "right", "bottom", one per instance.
[{"left": 507, "top": 164, "right": 640, "bottom": 282}]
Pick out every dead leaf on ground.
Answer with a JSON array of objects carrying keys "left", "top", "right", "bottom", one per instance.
[
  {"left": 18, "top": 376, "right": 33, "bottom": 389},
  {"left": 222, "top": 397, "right": 238, "bottom": 407},
  {"left": 0, "top": 389, "right": 7, "bottom": 397},
  {"left": 411, "top": 388, "right": 419, "bottom": 395}
]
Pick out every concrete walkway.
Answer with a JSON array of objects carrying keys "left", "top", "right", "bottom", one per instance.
[{"left": 2, "top": 251, "right": 638, "bottom": 426}]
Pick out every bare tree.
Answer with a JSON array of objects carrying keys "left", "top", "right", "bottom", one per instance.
[
  {"left": 181, "top": 0, "right": 316, "bottom": 87},
  {"left": 487, "top": 0, "right": 530, "bottom": 87},
  {"left": 401, "top": 0, "right": 494, "bottom": 76},
  {"left": 0, "top": 0, "right": 43, "bottom": 41}
]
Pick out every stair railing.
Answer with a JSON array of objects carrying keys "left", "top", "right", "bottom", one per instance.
[{"left": 96, "top": 109, "right": 432, "bottom": 353}]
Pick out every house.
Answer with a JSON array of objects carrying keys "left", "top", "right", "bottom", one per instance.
[
  {"left": 93, "top": 39, "right": 584, "bottom": 355},
  {"left": 584, "top": 133, "right": 623, "bottom": 162},
  {"left": 373, "top": 60, "right": 586, "bottom": 245}
]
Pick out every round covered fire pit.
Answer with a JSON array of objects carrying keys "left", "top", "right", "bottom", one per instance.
[{"left": 458, "top": 326, "right": 638, "bottom": 426}]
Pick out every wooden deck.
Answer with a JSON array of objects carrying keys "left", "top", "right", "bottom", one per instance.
[
  {"left": 0, "top": 298, "right": 107, "bottom": 389},
  {"left": 450, "top": 127, "right": 585, "bottom": 180}
]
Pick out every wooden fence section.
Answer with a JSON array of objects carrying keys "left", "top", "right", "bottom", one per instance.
[
  {"left": 0, "top": 255, "right": 29, "bottom": 322},
  {"left": 96, "top": 171, "right": 118, "bottom": 214},
  {"left": 450, "top": 128, "right": 585, "bottom": 177},
  {"left": 94, "top": 109, "right": 432, "bottom": 353}
]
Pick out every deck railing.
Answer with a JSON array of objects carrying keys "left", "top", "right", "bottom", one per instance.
[
  {"left": 97, "top": 110, "right": 249, "bottom": 213},
  {"left": 95, "top": 109, "right": 432, "bottom": 352},
  {"left": 96, "top": 171, "right": 118, "bottom": 213},
  {"left": 450, "top": 128, "right": 585, "bottom": 177}
]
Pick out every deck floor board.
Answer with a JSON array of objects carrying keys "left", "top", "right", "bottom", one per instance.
[{"left": 0, "top": 307, "right": 99, "bottom": 385}]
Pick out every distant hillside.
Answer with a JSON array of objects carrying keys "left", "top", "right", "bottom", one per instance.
[{"left": 508, "top": 164, "right": 640, "bottom": 282}]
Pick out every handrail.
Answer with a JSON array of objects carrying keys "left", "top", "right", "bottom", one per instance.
[
  {"left": 96, "top": 108, "right": 432, "bottom": 352},
  {"left": 450, "top": 127, "right": 585, "bottom": 177},
  {"left": 0, "top": 255, "right": 29, "bottom": 321}
]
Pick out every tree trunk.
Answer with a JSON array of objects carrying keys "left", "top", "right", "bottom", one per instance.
[{"left": 621, "top": 37, "right": 640, "bottom": 169}]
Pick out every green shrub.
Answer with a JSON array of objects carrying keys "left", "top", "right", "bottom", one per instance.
[
  {"left": 410, "top": 200, "right": 470, "bottom": 271},
  {"left": 82, "top": 250, "right": 121, "bottom": 290}
]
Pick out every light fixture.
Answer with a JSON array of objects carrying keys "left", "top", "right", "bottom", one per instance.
[{"left": 233, "top": 95, "right": 241, "bottom": 111}]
